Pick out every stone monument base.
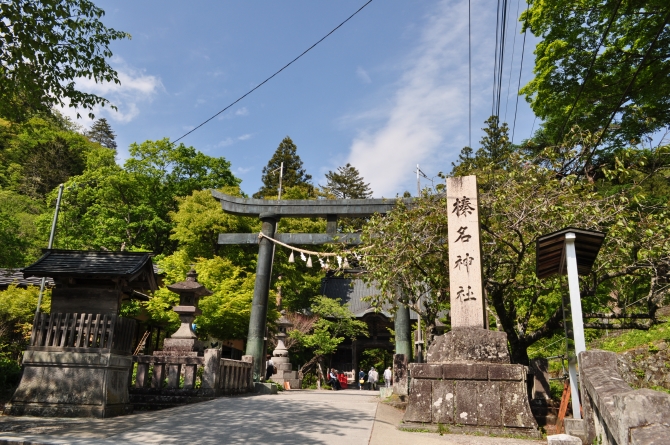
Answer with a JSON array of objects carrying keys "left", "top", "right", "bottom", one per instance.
[
  {"left": 4, "top": 350, "right": 133, "bottom": 418},
  {"left": 402, "top": 328, "right": 539, "bottom": 438},
  {"left": 270, "top": 356, "right": 301, "bottom": 389}
]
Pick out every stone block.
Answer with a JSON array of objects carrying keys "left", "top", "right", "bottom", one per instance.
[
  {"left": 488, "top": 364, "right": 523, "bottom": 381},
  {"left": 254, "top": 382, "right": 277, "bottom": 394},
  {"left": 403, "top": 378, "right": 432, "bottom": 423},
  {"left": 530, "top": 358, "right": 550, "bottom": 400},
  {"left": 477, "top": 381, "right": 501, "bottom": 426},
  {"left": 612, "top": 388, "right": 670, "bottom": 445},
  {"left": 546, "top": 434, "right": 582, "bottom": 445},
  {"left": 201, "top": 349, "right": 221, "bottom": 390},
  {"left": 432, "top": 380, "right": 454, "bottom": 424},
  {"left": 393, "top": 354, "right": 408, "bottom": 396},
  {"left": 285, "top": 379, "right": 301, "bottom": 389},
  {"left": 443, "top": 363, "right": 487, "bottom": 380},
  {"left": 427, "top": 328, "right": 510, "bottom": 364},
  {"left": 563, "top": 418, "right": 585, "bottom": 440},
  {"left": 630, "top": 424, "right": 670, "bottom": 445},
  {"left": 409, "top": 363, "right": 442, "bottom": 379},
  {"left": 500, "top": 381, "right": 537, "bottom": 428},
  {"left": 379, "top": 387, "right": 393, "bottom": 399},
  {"left": 454, "top": 381, "right": 478, "bottom": 425}
]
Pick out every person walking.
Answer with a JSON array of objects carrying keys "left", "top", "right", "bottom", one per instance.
[
  {"left": 358, "top": 368, "right": 366, "bottom": 390},
  {"left": 383, "top": 366, "right": 392, "bottom": 388},
  {"left": 265, "top": 355, "right": 274, "bottom": 381},
  {"left": 368, "top": 367, "right": 378, "bottom": 391}
]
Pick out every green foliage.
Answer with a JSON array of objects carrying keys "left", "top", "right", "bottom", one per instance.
[
  {"left": 362, "top": 118, "right": 670, "bottom": 364},
  {"left": 590, "top": 318, "right": 670, "bottom": 353},
  {"left": 521, "top": 0, "right": 670, "bottom": 147},
  {"left": 146, "top": 251, "right": 265, "bottom": 341},
  {"left": 0, "top": 0, "right": 129, "bottom": 121},
  {"left": 0, "top": 285, "right": 50, "bottom": 360},
  {"left": 0, "top": 115, "right": 100, "bottom": 198},
  {"left": 253, "top": 136, "right": 313, "bottom": 199},
  {"left": 51, "top": 138, "right": 240, "bottom": 253},
  {"left": 85, "top": 118, "right": 117, "bottom": 150},
  {"left": 290, "top": 296, "right": 367, "bottom": 358},
  {"left": 321, "top": 163, "right": 372, "bottom": 199}
]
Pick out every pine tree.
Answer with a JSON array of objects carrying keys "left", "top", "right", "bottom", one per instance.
[
  {"left": 321, "top": 163, "right": 372, "bottom": 199},
  {"left": 254, "top": 136, "right": 312, "bottom": 199},
  {"left": 86, "top": 118, "right": 117, "bottom": 150}
]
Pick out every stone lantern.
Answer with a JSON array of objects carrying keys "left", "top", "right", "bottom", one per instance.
[
  {"left": 156, "top": 268, "right": 212, "bottom": 356},
  {"left": 270, "top": 312, "right": 301, "bottom": 389},
  {"left": 272, "top": 313, "right": 292, "bottom": 358}
]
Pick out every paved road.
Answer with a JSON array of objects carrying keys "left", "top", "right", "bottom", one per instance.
[{"left": 0, "top": 390, "right": 545, "bottom": 445}]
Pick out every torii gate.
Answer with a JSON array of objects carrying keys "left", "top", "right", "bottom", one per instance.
[{"left": 211, "top": 191, "right": 410, "bottom": 381}]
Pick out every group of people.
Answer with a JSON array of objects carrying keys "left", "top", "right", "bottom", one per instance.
[
  {"left": 358, "top": 366, "right": 392, "bottom": 390},
  {"left": 327, "top": 366, "right": 393, "bottom": 391}
]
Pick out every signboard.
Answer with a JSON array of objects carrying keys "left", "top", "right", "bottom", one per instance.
[{"left": 447, "top": 175, "right": 486, "bottom": 328}]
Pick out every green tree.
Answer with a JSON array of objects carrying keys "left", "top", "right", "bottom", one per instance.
[
  {"left": 85, "top": 118, "right": 117, "bottom": 150},
  {"left": 0, "top": 0, "right": 129, "bottom": 121},
  {"left": 253, "top": 136, "right": 313, "bottom": 199},
  {"left": 0, "top": 115, "right": 98, "bottom": 198},
  {"left": 521, "top": 0, "right": 670, "bottom": 147},
  {"left": 361, "top": 121, "right": 670, "bottom": 364},
  {"left": 290, "top": 296, "right": 367, "bottom": 387},
  {"left": 51, "top": 138, "right": 241, "bottom": 254},
  {"left": 321, "top": 163, "right": 372, "bottom": 199}
]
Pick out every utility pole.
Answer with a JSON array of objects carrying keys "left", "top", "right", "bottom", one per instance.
[
  {"left": 36, "top": 183, "right": 64, "bottom": 314},
  {"left": 277, "top": 161, "right": 283, "bottom": 200},
  {"left": 414, "top": 165, "right": 424, "bottom": 363}
]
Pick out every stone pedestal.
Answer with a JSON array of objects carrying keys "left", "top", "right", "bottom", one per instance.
[
  {"left": 269, "top": 313, "right": 301, "bottom": 389},
  {"left": 403, "top": 328, "right": 539, "bottom": 437},
  {"left": 393, "top": 353, "right": 408, "bottom": 396},
  {"left": 5, "top": 350, "right": 133, "bottom": 418}
]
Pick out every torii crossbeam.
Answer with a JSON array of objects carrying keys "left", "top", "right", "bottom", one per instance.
[{"left": 211, "top": 191, "right": 409, "bottom": 381}]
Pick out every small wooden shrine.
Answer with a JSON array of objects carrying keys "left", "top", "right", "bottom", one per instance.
[{"left": 5, "top": 250, "right": 157, "bottom": 418}]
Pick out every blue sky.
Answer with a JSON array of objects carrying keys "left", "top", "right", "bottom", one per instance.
[{"left": 64, "top": 0, "right": 539, "bottom": 197}]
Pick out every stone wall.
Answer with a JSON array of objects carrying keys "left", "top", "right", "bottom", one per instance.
[
  {"left": 579, "top": 349, "right": 670, "bottom": 445},
  {"left": 616, "top": 342, "right": 670, "bottom": 392}
]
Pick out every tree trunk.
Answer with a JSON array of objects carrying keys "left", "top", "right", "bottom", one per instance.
[{"left": 316, "top": 360, "right": 323, "bottom": 390}]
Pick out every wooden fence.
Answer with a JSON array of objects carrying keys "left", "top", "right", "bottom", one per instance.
[{"left": 30, "top": 312, "right": 136, "bottom": 354}]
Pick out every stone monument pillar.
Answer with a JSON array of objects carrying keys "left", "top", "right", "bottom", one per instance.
[
  {"left": 154, "top": 268, "right": 211, "bottom": 356},
  {"left": 269, "top": 313, "right": 301, "bottom": 389},
  {"left": 402, "top": 176, "right": 539, "bottom": 437}
]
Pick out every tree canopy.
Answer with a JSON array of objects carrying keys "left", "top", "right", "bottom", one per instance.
[
  {"left": 85, "top": 118, "right": 117, "bottom": 150},
  {"left": 321, "top": 163, "right": 372, "bottom": 199},
  {"left": 521, "top": 0, "right": 670, "bottom": 147},
  {"left": 253, "top": 136, "right": 313, "bottom": 199},
  {"left": 0, "top": 0, "right": 129, "bottom": 121}
]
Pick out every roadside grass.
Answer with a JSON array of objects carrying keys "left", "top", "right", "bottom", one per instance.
[{"left": 589, "top": 316, "right": 670, "bottom": 353}]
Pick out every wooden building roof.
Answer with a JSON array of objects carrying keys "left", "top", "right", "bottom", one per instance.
[
  {"left": 23, "top": 250, "right": 158, "bottom": 291},
  {"left": 536, "top": 227, "right": 606, "bottom": 279},
  {"left": 0, "top": 269, "right": 54, "bottom": 290}
]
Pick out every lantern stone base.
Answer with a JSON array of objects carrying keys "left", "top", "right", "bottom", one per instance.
[
  {"left": 270, "top": 356, "right": 302, "bottom": 389},
  {"left": 4, "top": 350, "right": 133, "bottom": 418},
  {"left": 402, "top": 328, "right": 539, "bottom": 438}
]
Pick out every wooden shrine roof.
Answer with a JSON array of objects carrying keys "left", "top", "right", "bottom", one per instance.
[
  {"left": 0, "top": 269, "right": 53, "bottom": 290},
  {"left": 536, "top": 227, "right": 606, "bottom": 279},
  {"left": 23, "top": 250, "right": 158, "bottom": 290}
]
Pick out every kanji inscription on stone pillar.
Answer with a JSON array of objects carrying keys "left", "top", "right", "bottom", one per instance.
[{"left": 447, "top": 175, "right": 486, "bottom": 328}]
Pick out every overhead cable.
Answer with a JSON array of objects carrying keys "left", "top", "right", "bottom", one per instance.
[{"left": 173, "top": 0, "right": 374, "bottom": 143}]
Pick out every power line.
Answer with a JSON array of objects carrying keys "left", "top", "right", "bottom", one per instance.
[
  {"left": 492, "top": 0, "right": 511, "bottom": 123},
  {"left": 511, "top": 0, "right": 529, "bottom": 144},
  {"left": 173, "top": 0, "right": 374, "bottom": 143},
  {"left": 557, "top": 0, "right": 623, "bottom": 141},
  {"left": 504, "top": 0, "right": 522, "bottom": 124}
]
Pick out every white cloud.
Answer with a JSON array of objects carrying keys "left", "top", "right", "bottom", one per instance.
[
  {"left": 344, "top": 0, "right": 494, "bottom": 197},
  {"left": 59, "top": 57, "right": 162, "bottom": 127},
  {"left": 217, "top": 134, "right": 252, "bottom": 148},
  {"left": 235, "top": 166, "right": 253, "bottom": 175},
  {"left": 235, "top": 107, "right": 249, "bottom": 116},
  {"left": 356, "top": 66, "right": 372, "bottom": 84}
]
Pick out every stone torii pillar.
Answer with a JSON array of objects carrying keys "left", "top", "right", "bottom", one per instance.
[{"left": 211, "top": 191, "right": 410, "bottom": 381}]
